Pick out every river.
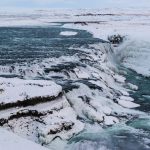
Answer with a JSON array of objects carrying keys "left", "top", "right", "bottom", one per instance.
[{"left": 0, "top": 25, "right": 150, "bottom": 150}]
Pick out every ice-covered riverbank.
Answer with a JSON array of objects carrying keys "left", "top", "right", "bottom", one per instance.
[{"left": 61, "top": 8, "right": 150, "bottom": 77}]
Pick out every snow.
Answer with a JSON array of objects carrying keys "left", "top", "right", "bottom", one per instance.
[
  {"left": 0, "top": 128, "right": 48, "bottom": 150},
  {"left": 62, "top": 8, "right": 150, "bottom": 77},
  {"left": 0, "top": 77, "right": 62, "bottom": 104},
  {"left": 113, "top": 74, "right": 126, "bottom": 83},
  {"left": 127, "top": 83, "right": 138, "bottom": 90},
  {"left": 119, "top": 96, "right": 134, "bottom": 102},
  {"left": 0, "top": 95, "right": 85, "bottom": 146},
  {"left": 66, "top": 83, "right": 142, "bottom": 126},
  {"left": 118, "top": 100, "right": 140, "bottom": 108},
  {"left": 60, "top": 31, "right": 77, "bottom": 36},
  {"left": 73, "top": 68, "right": 90, "bottom": 79},
  {"left": 120, "top": 90, "right": 130, "bottom": 96},
  {"left": 38, "top": 96, "right": 84, "bottom": 144},
  {"left": 104, "top": 116, "right": 119, "bottom": 126},
  {"left": 62, "top": 8, "right": 150, "bottom": 41}
]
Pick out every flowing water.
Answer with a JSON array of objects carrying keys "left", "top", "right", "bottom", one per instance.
[
  {"left": 0, "top": 25, "right": 150, "bottom": 150},
  {"left": 0, "top": 26, "right": 100, "bottom": 65}
]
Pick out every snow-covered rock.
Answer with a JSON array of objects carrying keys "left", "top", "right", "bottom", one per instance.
[
  {"left": 118, "top": 100, "right": 140, "bottom": 108},
  {"left": 38, "top": 102, "right": 84, "bottom": 144},
  {"left": 0, "top": 77, "right": 62, "bottom": 104},
  {"left": 0, "top": 95, "right": 84, "bottom": 144},
  {"left": 119, "top": 96, "right": 134, "bottom": 102},
  {"left": 104, "top": 116, "right": 119, "bottom": 126}
]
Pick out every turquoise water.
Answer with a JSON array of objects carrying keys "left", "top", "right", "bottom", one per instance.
[
  {"left": 124, "top": 67, "right": 150, "bottom": 113},
  {"left": 0, "top": 27, "right": 102, "bottom": 65}
]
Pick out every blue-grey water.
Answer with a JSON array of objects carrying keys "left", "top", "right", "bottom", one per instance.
[
  {"left": 0, "top": 27, "right": 101, "bottom": 65},
  {"left": 0, "top": 26, "right": 150, "bottom": 150}
]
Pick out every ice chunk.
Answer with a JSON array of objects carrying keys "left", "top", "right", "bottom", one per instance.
[
  {"left": 118, "top": 100, "right": 140, "bottom": 108},
  {"left": 127, "top": 83, "right": 138, "bottom": 90},
  {"left": 119, "top": 96, "right": 134, "bottom": 102},
  {"left": 104, "top": 116, "right": 119, "bottom": 125},
  {"left": 60, "top": 31, "right": 77, "bottom": 36}
]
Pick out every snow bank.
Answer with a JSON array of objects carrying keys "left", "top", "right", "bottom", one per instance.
[
  {"left": 0, "top": 128, "right": 48, "bottom": 150},
  {"left": 118, "top": 100, "right": 140, "bottom": 109},
  {"left": 0, "top": 77, "right": 62, "bottom": 104},
  {"left": 119, "top": 96, "right": 134, "bottom": 102},
  {"left": 66, "top": 83, "right": 141, "bottom": 126},
  {"left": 62, "top": 8, "right": 150, "bottom": 77},
  {"left": 0, "top": 95, "right": 84, "bottom": 145}
]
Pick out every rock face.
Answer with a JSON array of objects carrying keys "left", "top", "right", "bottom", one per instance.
[
  {"left": 0, "top": 78, "right": 84, "bottom": 144},
  {"left": 108, "top": 34, "right": 124, "bottom": 45},
  {"left": 74, "top": 22, "right": 88, "bottom": 25}
]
